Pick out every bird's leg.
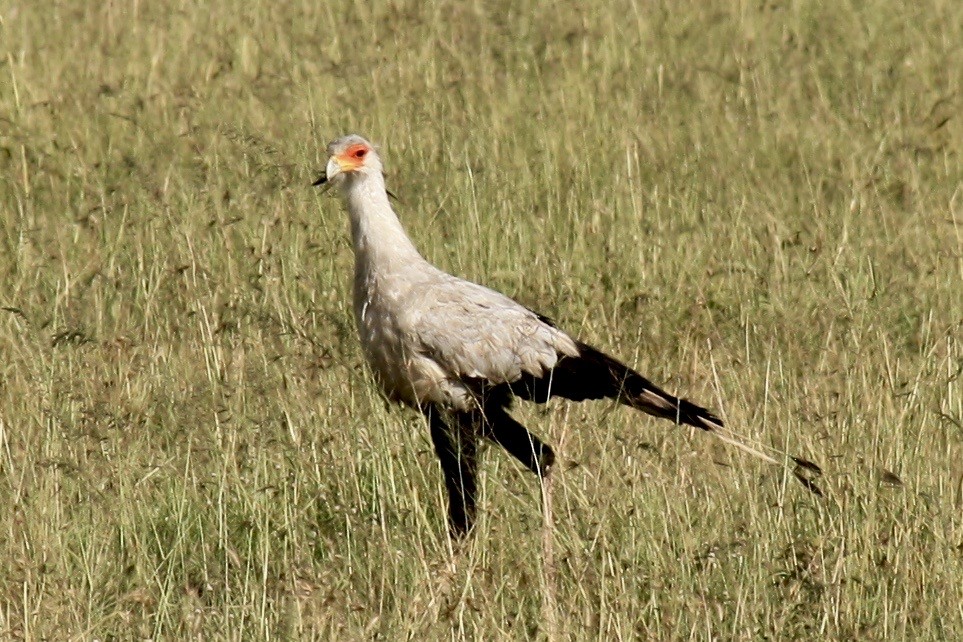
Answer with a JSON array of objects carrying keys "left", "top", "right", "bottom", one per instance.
[
  {"left": 424, "top": 406, "right": 479, "bottom": 538},
  {"left": 483, "top": 405, "right": 555, "bottom": 477}
]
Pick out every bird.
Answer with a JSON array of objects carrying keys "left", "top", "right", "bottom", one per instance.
[{"left": 313, "top": 134, "right": 821, "bottom": 538}]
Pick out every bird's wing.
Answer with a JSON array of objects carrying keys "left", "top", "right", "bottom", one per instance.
[{"left": 399, "top": 272, "right": 579, "bottom": 386}]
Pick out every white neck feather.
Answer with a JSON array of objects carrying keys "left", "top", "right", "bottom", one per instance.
[{"left": 344, "top": 172, "right": 424, "bottom": 276}]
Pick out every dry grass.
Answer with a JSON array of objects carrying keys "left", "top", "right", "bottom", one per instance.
[{"left": 1, "top": 0, "right": 962, "bottom": 638}]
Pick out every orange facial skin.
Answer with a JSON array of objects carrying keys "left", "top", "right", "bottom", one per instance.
[{"left": 336, "top": 143, "right": 370, "bottom": 172}]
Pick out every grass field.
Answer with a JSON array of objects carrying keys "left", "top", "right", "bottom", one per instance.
[{"left": 2, "top": 0, "right": 962, "bottom": 638}]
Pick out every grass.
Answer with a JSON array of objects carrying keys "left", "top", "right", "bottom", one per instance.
[{"left": 1, "top": 0, "right": 962, "bottom": 638}]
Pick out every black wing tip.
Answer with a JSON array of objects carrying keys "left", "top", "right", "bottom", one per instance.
[
  {"left": 568, "top": 340, "right": 725, "bottom": 431},
  {"left": 536, "top": 312, "right": 558, "bottom": 327},
  {"left": 678, "top": 398, "right": 723, "bottom": 431}
]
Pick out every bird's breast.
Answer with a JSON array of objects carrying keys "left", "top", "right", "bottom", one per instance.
[
  {"left": 353, "top": 276, "right": 420, "bottom": 400},
  {"left": 352, "top": 273, "right": 470, "bottom": 410}
]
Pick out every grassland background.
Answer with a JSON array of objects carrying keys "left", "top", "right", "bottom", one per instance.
[{"left": 2, "top": 0, "right": 962, "bottom": 639}]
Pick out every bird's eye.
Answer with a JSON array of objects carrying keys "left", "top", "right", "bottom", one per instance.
[{"left": 351, "top": 147, "right": 367, "bottom": 159}]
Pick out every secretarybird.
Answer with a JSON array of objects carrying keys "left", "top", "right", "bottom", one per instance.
[{"left": 313, "top": 134, "right": 821, "bottom": 538}]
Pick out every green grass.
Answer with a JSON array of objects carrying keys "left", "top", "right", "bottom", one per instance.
[{"left": 2, "top": 0, "right": 962, "bottom": 638}]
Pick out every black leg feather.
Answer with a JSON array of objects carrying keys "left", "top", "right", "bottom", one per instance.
[
  {"left": 482, "top": 403, "right": 555, "bottom": 477},
  {"left": 424, "top": 405, "right": 479, "bottom": 538}
]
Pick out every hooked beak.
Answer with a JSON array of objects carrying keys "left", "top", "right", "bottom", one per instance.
[{"left": 311, "top": 157, "right": 342, "bottom": 188}]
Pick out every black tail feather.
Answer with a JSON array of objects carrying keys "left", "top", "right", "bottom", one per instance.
[
  {"left": 509, "top": 341, "right": 720, "bottom": 432},
  {"left": 792, "top": 456, "right": 823, "bottom": 475},
  {"left": 504, "top": 340, "right": 823, "bottom": 497},
  {"left": 793, "top": 469, "right": 824, "bottom": 497}
]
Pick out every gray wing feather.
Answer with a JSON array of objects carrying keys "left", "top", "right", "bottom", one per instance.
[{"left": 399, "top": 272, "right": 579, "bottom": 385}]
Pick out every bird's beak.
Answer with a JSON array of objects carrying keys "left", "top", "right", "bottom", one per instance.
[{"left": 312, "top": 157, "right": 342, "bottom": 188}]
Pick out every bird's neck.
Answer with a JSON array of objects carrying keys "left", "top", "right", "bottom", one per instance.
[{"left": 345, "top": 173, "right": 424, "bottom": 277}]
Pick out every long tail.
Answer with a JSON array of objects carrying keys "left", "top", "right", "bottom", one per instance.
[{"left": 509, "top": 341, "right": 823, "bottom": 495}]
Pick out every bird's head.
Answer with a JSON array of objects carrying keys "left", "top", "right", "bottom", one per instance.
[{"left": 312, "top": 134, "right": 383, "bottom": 190}]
